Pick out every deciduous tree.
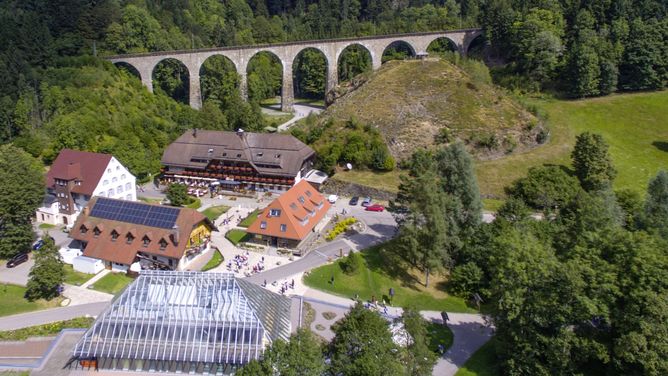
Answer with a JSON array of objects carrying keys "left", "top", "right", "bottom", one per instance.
[
  {"left": 572, "top": 132, "right": 616, "bottom": 192},
  {"left": 25, "top": 236, "right": 64, "bottom": 301},
  {"left": 166, "top": 183, "right": 188, "bottom": 207}
]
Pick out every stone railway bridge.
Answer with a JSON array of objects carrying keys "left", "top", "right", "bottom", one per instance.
[{"left": 107, "top": 28, "right": 482, "bottom": 112}]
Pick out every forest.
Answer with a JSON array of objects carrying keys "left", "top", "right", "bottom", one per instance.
[{"left": 0, "top": 0, "right": 665, "bottom": 175}]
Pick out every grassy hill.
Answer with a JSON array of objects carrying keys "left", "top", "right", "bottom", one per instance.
[
  {"left": 333, "top": 90, "right": 668, "bottom": 201},
  {"left": 325, "top": 59, "right": 541, "bottom": 160}
]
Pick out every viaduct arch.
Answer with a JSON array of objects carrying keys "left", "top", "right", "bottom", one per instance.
[{"left": 108, "top": 28, "right": 482, "bottom": 112}]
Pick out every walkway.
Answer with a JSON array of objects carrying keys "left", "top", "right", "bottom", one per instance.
[
  {"left": 0, "top": 302, "right": 109, "bottom": 331},
  {"left": 277, "top": 103, "right": 324, "bottom": 131}
]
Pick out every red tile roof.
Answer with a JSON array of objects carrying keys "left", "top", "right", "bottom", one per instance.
[
  {"left": 71, "top": 197, "right": 215, "bottom": 265},
  {"left": 46, "top": 149, "right": 112, "bottom": 196},
  {"left": 247, "top": 180, "right": 331, "bottom": 241}
]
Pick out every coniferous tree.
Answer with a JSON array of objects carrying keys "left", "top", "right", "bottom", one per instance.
[
  {"left": 401, "top": 306, "right": 438, "bottom": 376},
  {"left": 643, "top": 170, "right": 668, "bottom": 239},
  {"left": 166, "top": 183, "right": 189, "bottom": 207},
  {"left": 572, "top": 132, "right": 617, "bottom": 192}
]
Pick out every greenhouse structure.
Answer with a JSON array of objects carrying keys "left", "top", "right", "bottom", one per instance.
[{"left": 70, "top": 271, "right": 292, "bottom": 374}]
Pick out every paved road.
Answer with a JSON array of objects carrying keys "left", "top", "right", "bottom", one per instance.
[
  {"left": 0, "top": 302, "right": 109, "bottom": 331},
  {"left": 277, "top": 104, "right": 324, "bottom": 131}
]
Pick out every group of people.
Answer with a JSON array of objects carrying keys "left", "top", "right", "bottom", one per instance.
[
  {"left": 262, "top": 279, "right": 295, "bottom": 295},
  {"left": 226, "top": 253, "right": 249, "bottom": 272}
]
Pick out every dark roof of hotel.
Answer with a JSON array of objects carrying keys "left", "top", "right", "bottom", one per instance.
[
  {"left": 46, "top": 149, "right": 112, "bottom": 195},
  {"left": 161, "top": 130, "right": 315, "bottom": 177}
]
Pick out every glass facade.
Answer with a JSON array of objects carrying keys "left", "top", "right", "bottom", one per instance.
[{"left": 72, "top": 271, "right": 291, "bottom": 374}]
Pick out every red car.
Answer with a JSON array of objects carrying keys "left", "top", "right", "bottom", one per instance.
[{"left": 365, "top": 204, "right": 385, "bottom": 212}]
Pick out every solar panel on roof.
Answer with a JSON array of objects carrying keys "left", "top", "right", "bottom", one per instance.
[{"left": 90, "top": 198, "right": 180, "bottom": 229}]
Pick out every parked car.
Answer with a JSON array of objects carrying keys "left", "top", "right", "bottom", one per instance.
[
  {"left": 365, "top": 204, "right": 385, "bottom": 212},
  {"left": 349, "top": 196, "right": 360, "bottom": 206},
  {"left": 6, "top": 253, "right": 29, "bottom": 268},
  {"left": 328, "top": 194, "right": 339, "bottom": 204},
  {"left": 32, "top": 239, "right": 45, "bottom": 250},
  {"left": 361, "top": 197, "right": 372, "bottom": 207}
]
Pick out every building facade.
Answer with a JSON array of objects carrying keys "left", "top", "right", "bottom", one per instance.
[
  {"left": 246, "top": 180, "right": 331, "bottom": 249},
  {"left": 160, "top": 129, "right": 315, "bottom": 193},
  {"left": 71, "top": 197, "right": 216, "bottom": 273},
  {"left": 35, "top": 149, "right": 137, "bottom": 226}
]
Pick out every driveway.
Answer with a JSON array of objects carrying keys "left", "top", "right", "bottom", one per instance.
[{"left": 0, "top": 256, "right": 34, "bottom": 286}]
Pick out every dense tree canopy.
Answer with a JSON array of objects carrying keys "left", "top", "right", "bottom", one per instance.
[
  {"left": 0, "top": 144, "right": 44, "bottom": 258},
  {"left": 26, "top": 236, "right": 64, "bottom": 301}
]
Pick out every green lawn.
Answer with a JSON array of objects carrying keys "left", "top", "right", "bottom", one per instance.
[
  {"left": 186, "top": 197, "right": 202, "bottom": 209},
  {"left": 226, "top": 229, "right": 251, "bottom": 245},
  {"left": 201, "top": 205, "right": 231, "bottom": 221},
  {"left": 454, "top": 338, "right": 500, "bottom": 376},
  {"left": 90, "top": 273, "right": 134, "bottom": 295},
  {"left": 262, "top": 113, "right": 294, "bottom": 126},
  {"left": 38, "top": 223, "right": 56, "bottom": 230},
  {"left": 303, "top": 241, "right": 476, "bottom": 313},
  {"left": 201, "top": 249, "right": 224, "bottom": 271},
  {"left": 294, "top": 97, "right": 326, "bottom": 107},
  {"left": 63, "top": 265, "right": 93, "bottom": 286},
  {"left": 0, "top": 284, "right": 63, "bottom": 317},
  {"left": 477, "top": 91, "right": 668, "bottom": 198},
  {"left": 239, "top": 209, "right": 261, "bottom": 227},
  {"left": 330, "top": 92, "right": 668, "bottom": 200},
  {"left": 0, "top": 317, "right": 94, "bottom": 341}
]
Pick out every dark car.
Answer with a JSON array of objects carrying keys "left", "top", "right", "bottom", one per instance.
[
  {"left": 349, "top": 196, "right": 360, "bottom": 206},
  {"left": 32, "top": 236, "right": 55, "bottom": 251},
  {"left": 6, "top": 253, "right": 29, "bottom": 268}
]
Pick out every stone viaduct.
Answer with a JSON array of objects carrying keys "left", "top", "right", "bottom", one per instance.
[{"left": 107, "top": 28, "right": 482, "bottom": 112}]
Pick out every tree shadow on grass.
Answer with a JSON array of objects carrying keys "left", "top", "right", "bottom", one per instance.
[
  {"left": 652, "top": 141, "right": 668, "bottom": 152},
  {"left": 361, "top": 241, "right": 424, "bottom": 292}
]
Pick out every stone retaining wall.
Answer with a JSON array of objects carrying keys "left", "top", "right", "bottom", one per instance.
[{"left": 321, "top": 178, "right": 397, "bottom": 202}]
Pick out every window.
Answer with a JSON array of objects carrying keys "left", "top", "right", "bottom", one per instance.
[
  {"left": 107, "top": 168, "right": 111, "bottom": 173},
  {"left": 103, "top": 180, "right": 108, "bottom": 186},
  {"left": 305, "top": 190, "right": 312, "bottom": 197},
  {"left": 126, "top": 233, "right": 135, "bottom": 244},
  {"left": 208, "top": 148, "right": 214, "bottom": 154},
  {"left": 142, "top": 236, "right": 150, "bottom": 247},
  {"left": 107, "top": 189, "right": 113, "bottom": 196},
  {"left": 269, "top": 209, "right": 281, "bottom": 217},
  {"left": 223, "top": 152, "right": 227, "bottom": 156},
  {"left": 125, "top": 182, "right": 131, "bottom": 190},
  {"left": 75, "top": 180, "right": 81, "bottom": 185},
  {"left": 159, "top": 239, "right": 168, "bottom": 250},
  {"left": 93, "top": 227, "right": 101, "bottom": 238},
  {"left": 257, "top": 152, "right": 263, "bottom": 157},
  {"left": 126, "top": 194, "right": 132, "bottom": 200},
  {"left": 236, "top": 154, "right": 241, "bottom": 158},
  {"left": 121, "top": 174, "right": 126, "bottom": 180},
  {"left": 112, "top": 177, "right": 118, "bottom": 183},
  {"left": 260, "top": 221, "right": 267, "bottom": 229},
  {"left": 116, "top": 165, "right": 120, "bottom": 171},
  {"left": 290, "top": 203, "right": 298, "bottom": 210},
  {"left": 275, "top": 154, "right": 281, "bottom": 158},
  {"left": 117, "top": 186, "right": 123, "bottom": 194},
  {"left": 111, "top": 230, "right": 119, "bottom": 242},
  {"left": 80, "top": 225, "right": 88, "bottom": 234},
  {"left": 280, "top": 224, "right": 287, "bottom": 232},
  {"left": 298, "top": 196, "right": 305, "bottom": 204}
]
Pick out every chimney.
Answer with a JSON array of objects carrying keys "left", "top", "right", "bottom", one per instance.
[
  {"left": 171, "top": 225, "right": 179, "bottom": 245},
  {"left": 83, "top": 205, "right": 90, "bottom": 217},
  {"left": 193, "top": 128, "right": 197, "bottom": 138}
]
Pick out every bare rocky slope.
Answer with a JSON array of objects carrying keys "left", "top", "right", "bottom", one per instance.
[{"left": 324, "top": 59, "right": 543, "bottom": 161}]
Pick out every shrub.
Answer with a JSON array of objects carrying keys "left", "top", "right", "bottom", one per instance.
[
  {"left": 325, "top": 217, "right": 357, "bottom": 241},
  {"left": 340, "top": 251, "right": 363, "bottom": 275}
]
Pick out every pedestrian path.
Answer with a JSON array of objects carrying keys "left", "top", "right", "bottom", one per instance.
[{"left": 79, "top": 269, "right": 110, "bottom": 289}]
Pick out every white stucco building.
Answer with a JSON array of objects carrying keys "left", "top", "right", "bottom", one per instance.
[{"left": 35, "top": 149, "right": 137, "bottom": 227}]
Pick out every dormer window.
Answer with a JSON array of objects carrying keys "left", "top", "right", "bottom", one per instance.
[
  {"left": 269, "top": 209, "right": 281, "bottom": 217},
  {"left": 111, "top": 230, "right": 119, "bottom": 242},
  {"left": 257, "top": 152, "right": 263, "bottom": 157},
  {"left": 126, "top": 233, "right": 135, "bottom": 244},
  {"left": 305, "top": 190, "right": 312, "bottom": 197},
  {"left": 275, "top": 154, "right": 281, "bottom": 158},
  {"left": 159, "top": 238, "right": 168, "bottom": 250},
  {"left": 290, "top": 203, "right": 298, "bottom": 210},
  {"left": 236, "top": 154, "right": 241, "bottom": 158},
  {"left": 298, "top": 196, "right": 305, "bottom": 204},
  {"left": 80, "top": 225, "right": 88, "bottom": 234},
  {"left": 223, "top": 152, "right": 227, "bottom": 156},
  {"left": 260, "top": 221, "right": 267, "bottom": 229},
  {"left": 280, "top": 224, "right": 287, "bottom": 232},
  {"left": 93, "top": 227, "right": 101, "bottom": 238},
  {"left": 208, "top": 148, "right": 214, "bottom": 154},
  {"left": 142, "top": 235, "right": 150, "bottom": 247}
]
